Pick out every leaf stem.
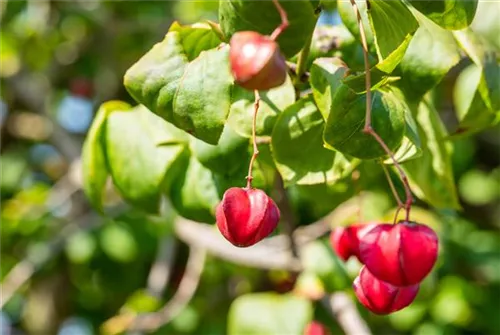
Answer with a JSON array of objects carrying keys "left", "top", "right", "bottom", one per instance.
[
  {"left": 349, "top": 0, "right": 413, "bottom": 222},
  {"left": 270, "top": 0, "right": 289, "bottom": 41},
  {"left": 246, "top": 90, "right": 261, "bottom": 188},
  {"left": 293, "top": 29, "right": 313, "bottom": 89}
]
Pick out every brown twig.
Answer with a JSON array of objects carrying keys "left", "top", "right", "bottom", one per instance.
[
  {"left": 270, "top": 0, "right": 289, "bottom": 41},
  {"left": 321, "top": 292, "right": 372, "bottom": 335},
  {"left": 246, "top": 90, "right": 261, "bottom": 188},
  {"left": 380, "top": 163, "right": 405, "bottom": 224},
  {"left": 129, "top": 247, "right": 206, "bottom": 333},
  {"left": 349, "top": 0, "right": 413, "bottom": 222}
]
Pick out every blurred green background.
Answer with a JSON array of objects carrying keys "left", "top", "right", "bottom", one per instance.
[{"left": 1, "top": 1, "right": 499, "bottom": 335}]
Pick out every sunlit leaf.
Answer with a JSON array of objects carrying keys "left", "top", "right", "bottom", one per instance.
[
  {"left": 228, "top": 293, "right": 313, "bottom": 335},
  {"left": 82, "top": 101, "right": 131, "bottom": 212},
  {"left": 170, "top": 156, "right": 220, "bottom": 222},
  {"left": 402, "top": 100, "right": 460, "bottom": 209},
  {"left": 367, "top": 0, "right": 419, "bottom": 73},
  {"left": 396, "top": 11, "right": 461, "bottom": 103},
  {"left": 105, "top": 105, "right": 189, "bottom": 213},
  {"left": 271, "top": 96, "right": 358, "bottom": 185},
  {"left": 409, "top": 0, "right": 478, "bottom": 30},
  {"left": 323, "top": 85, "right": 406, "bottom": 159},
  {"left": 228, "top": 75, "right": 295, "bottom": 137}
]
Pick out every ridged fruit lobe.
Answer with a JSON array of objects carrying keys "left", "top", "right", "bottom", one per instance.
[
  {"left": 330, "top": 223, "right": 377, "bottom": 262},
  {"left": 353, "top": 266, "right": 419, "bottom": 315},
  {"left": 358, "top": 221, "right": 439, "bottom": 286},
  {"left": 216, "top": 187, "right": 280, "bottom": 247},
  {"left": 229, "top": 31, "right": 287, "bottom": 91}
]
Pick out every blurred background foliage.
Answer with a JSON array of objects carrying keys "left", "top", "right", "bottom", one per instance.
[{"left": 1, "top": 1, "right": 499, "bottom": 335}]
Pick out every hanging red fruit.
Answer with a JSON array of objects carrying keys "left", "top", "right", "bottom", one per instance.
[
  {"left": 358, "top": 221, "right": 439, "bottom": 286},
  {"left": 330, "top": 223, "right": 377, "bottom": 262},
  {"left": 229, "top": 31, "right": 287, "bottom": 91},
  {"left": 216, "top": 187, "right": 280, "bottom": 247},
  {"left": 353, "top": 266, "right": 419, "bottom": 315}
]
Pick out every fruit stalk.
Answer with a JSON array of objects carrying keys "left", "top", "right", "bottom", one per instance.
[
  {"left": 270, "top": 0, "right": 289, "bottom": 41},
  {"left": 349, "top": 0, "right": 413, "bottom": 222},
  {"left": 246, "top": 90, "right": 261, "bottom": 188},
  {"left": 380, "top": 162, "right": 404, "bottom": 224}
]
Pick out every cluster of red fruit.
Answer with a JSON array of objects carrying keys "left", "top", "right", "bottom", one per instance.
[{"left": 330, "top": 221, "right": 439, "bottom": 314}]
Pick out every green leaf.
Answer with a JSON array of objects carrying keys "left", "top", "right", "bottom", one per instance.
[
  {"left": 105, "top": 105, "right": 189, "bottom": 213},
  {"left": 170, "top": 156, "right": 221, "bottom": 222},
  {"left": 309, "top": 57, "right": 349, "bottom": 119},
  {"left": 300, "top": 240, "right": 350, "bottom": 291},
  {"left": 402, "top": 100, "right": 460, "bottom": 209},
  {"left": 367, "top": 0, "right": 419, "bottom": 73},
  {"left": 271, "top": 96, "right": 358, "bottom": 185},
  {"left": 219, "top": 0, "right": 317, "bottom": 58},
  {"left": 452, "top": 63, "right": 500, "bottom": 137},
  {"left": 173, "top": 46, "right": 233, "bottom": 144},
  {"left": 190, "top": 125, "right": 250, "bottom": 175},
  {"left": 337, "top": 0, "right": 376, "bottom": 55},
  {"left": 228, "top": 75, "right": 295, "bottom": 137},
  {"left": 384, "top": 105, "right": 422, "bottom": 164},
  {"left": 342, "top": 67, "right": 401, "bottom": 94},
  {"left": 228, "top": 293, "right": 313, "bottom": 335},
  {"left": 453, "top": 28, "right": 500, "bottom": 114},
  {"left": 395, "top": 11, "right": 461, "bottom": 103},
  {"left": 409, "top": 0, "right": 478, "bottom": 30},
  {"left": 82, "top": 101, "right": 131, "bottom": 212},
  {"left": 323, "top": 85, "right": 406, "bottom": 159},
  {"left": 100, "top": 223, "right": 138, "bottom": 263},
  {"left": 124, "top": 22, "right": 221, "bottom": 125}
]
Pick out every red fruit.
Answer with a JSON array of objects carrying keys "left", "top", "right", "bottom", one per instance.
[
  {"left": 304, "top": 321, "right": 330, "bottom": 335},
  {"left": 330, "top": 223, "right": 377, "bottom": 262},
  {"left": 358, "top": 221, "right": 439, "bottom": 286},
  {"left": 216, "top": 187, "right": 280, "bottom": 247},
  {"left": 229, "top": 31, "right": 287, "bottom": 91},
  {"left": 330, "top": 226, "right": 353, "bottom": 261},
  {"left": 353, "top": 266, "right": 419, "bottom": 315}
]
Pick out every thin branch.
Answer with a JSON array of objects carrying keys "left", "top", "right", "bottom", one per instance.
[
  {"left": 129, "top": 247, "right": 207, "bottom": 333},
  {"left": 173, "top": 213, "right": 332, "bottom": 272},
  {"left": 146, "top": 237, "right": 177, "bottom": 299},
  {"left": 349, "top": 0, "right": 413, "bottom": 222},
  {"left": 246, "top": 91, "right": 261, "bottom": 188},
  {"left": 321, "top": 292, "right": 372, "bottom": 335},
  {"left": 270, "top": 0, "right": 289, "bottom": 41}
]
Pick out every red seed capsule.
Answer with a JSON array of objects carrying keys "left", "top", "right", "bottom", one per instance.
[
  {"left": 330, "top": 223, "right": 377, "bottom": 262},
  {"left": 358, "top": 221, "right": 439, "bottom": 286},
  {"left": 216, "top": 187, "right": 280, "bottom": 247},
  {"left": 229, "top": 31, "right": 287, "bottom": 91},
  {"left": 353, "top": 266, "right": 419, "bottom": 315}
]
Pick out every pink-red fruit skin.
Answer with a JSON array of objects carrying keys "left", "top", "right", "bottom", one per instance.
[
  {"left": 304, "top": 321, "right": 330, "bottom": 335},
  {"left": 229, "top": 31, "right": 287, "bottom": 91},
  {"left": 354, "top": 266, "right": 419, "bottom": 315},
  {"left": 330, "top": 223, "right": 377, "bottom": 262},
  {"left": 216, "top": 187, "right": 280, "bottom": 247},
  {"left": 358, "top": 221, "right": 439, "bottom": 286}
]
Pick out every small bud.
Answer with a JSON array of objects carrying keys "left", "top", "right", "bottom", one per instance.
[
  {"left": 216, "top": 187, "right": 280, "bottom": 247},
  {"left": 353, "top": 266, "right": 419, "bottom": 315},
  {"left": 304, "top": 321, "right": 330, "bottom": 335},
  {"left": 358, "top": 221, "right": 439, "bottom": 286},
  {"left": 330, "top": 223, "right": 377, "bottom": 262},
  {"left": 229, "top": 31, "right": 287, "bottom": 91}
]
